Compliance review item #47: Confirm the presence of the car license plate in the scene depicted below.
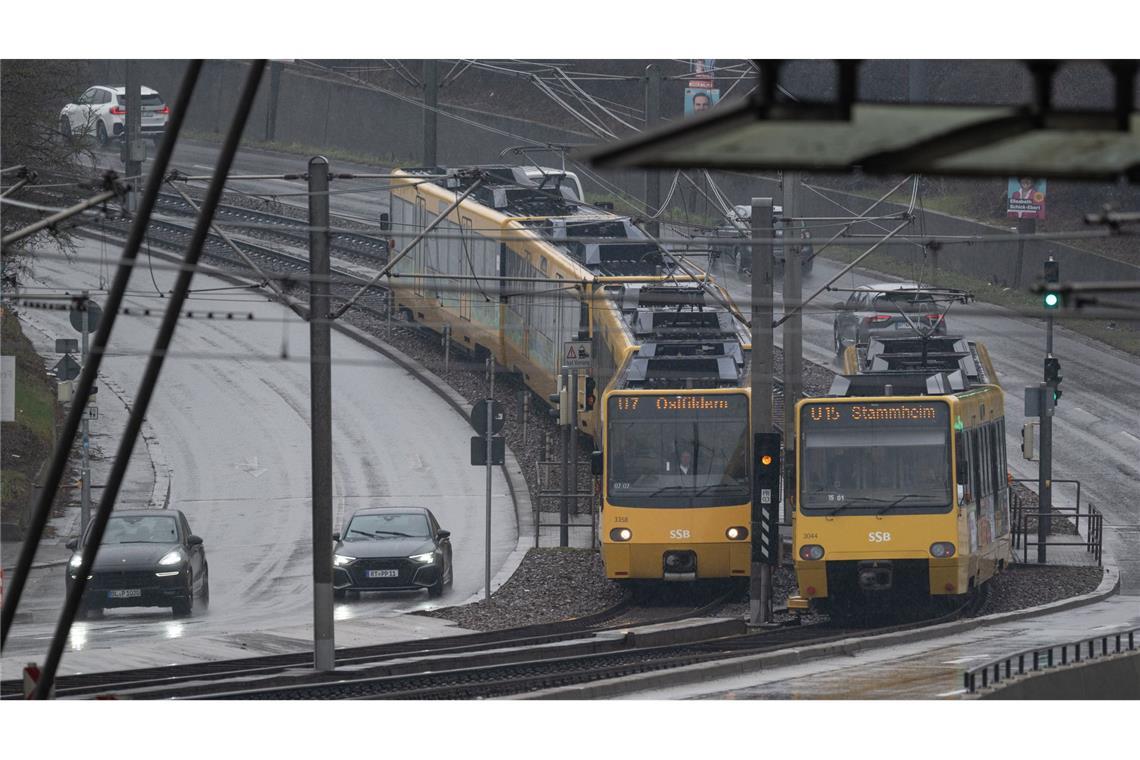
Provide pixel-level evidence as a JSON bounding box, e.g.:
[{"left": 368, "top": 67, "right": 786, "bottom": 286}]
[
  {"left": 366, "top": 569, "right": 398, "bottom": 578},
  {"left": 108, "top": 589, "right": 142, "bottom": 599}
]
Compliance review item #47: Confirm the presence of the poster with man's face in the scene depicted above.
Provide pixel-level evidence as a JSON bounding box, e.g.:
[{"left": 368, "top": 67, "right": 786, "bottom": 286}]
[
  {"left": 685, "top": 88, "right": 720, "bottom": 116},
  {"left": 1007, "top": 177, "right": 1047, "bottom": 220}
]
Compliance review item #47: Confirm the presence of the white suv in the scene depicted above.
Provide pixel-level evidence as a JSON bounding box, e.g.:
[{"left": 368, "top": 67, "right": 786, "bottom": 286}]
[{"left": 60, "top": 85, "right": 169, "bottom": 146}]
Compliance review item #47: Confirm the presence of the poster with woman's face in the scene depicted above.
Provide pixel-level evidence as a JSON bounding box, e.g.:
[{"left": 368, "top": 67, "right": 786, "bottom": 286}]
[{"left": 1007, "top": 177, "right": 1047, "bottom": 220}]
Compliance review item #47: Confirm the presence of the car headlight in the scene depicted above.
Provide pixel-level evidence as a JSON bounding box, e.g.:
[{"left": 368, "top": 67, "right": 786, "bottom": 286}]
[
  {"left": 69, "top": 554, "right": 84, "bottom": 569},
  {"left": 409, "top": 552, "right": 435, "bottom": 564},
  {"left": 158, "top": 550, "right": 185, "bottom": 566},
  {"left": 333, "top": 554, "right": 356, "bottom": 567}
]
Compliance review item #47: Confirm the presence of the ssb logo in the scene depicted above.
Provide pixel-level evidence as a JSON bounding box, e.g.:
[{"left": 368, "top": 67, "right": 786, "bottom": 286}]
[
  {"left": 868, "top": 531, "right": 892, "bottom": 543},
  {"left": 670, "top": 529, "right": 692, "bottom": 539}
]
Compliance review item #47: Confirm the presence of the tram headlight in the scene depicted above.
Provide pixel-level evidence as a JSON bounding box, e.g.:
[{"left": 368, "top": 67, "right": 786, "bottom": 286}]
[
  {"left": 930, "top": 542, "right": 956, "bottom": 558},
  {"left": 799, "top": 544, "right": 825, "bottom": 561},
  {"left": 726, "top": 526, "right": 749, "bottom": 540},
  {"left": 609, "top": 528, "right": 632, "bottom": 542}
]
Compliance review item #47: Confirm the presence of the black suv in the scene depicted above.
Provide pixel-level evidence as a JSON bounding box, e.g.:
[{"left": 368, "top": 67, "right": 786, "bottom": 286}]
[{"left": 66, "top": 509, "right": 208, "bottom": 618}]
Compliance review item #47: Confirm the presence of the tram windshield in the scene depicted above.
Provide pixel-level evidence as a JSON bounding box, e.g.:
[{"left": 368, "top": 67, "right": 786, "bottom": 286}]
[
  {"left": 799, "top": 401, "right": 952, "bottom": 515},
  {"left": 606, "top": 393, "right": 749, "bottom": 508}
]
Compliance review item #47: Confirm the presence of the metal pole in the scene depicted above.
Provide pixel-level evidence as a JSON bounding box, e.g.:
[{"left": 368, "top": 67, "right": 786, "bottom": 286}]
[
  {"left": 644, "top": 64, "right": 661, "bottom": 237},
  {"left": 560, "top": 368, "right": 570, "bottom": 547},
  {"left": 308, "top": 156, "right": 336, "bottom": 672},
  {"left": 749, "top": 197, "right": 774, "bottom": 626},
  {"left": 782, "top": 173, "right": 802, "bottom": 529},
  {"left": 1, "top": 60, "right": 203, "bottom": 649},
  {"left": 1014, "top": 218, "right": 1034, "bottom": 288},
  {"left": 80, "top": 292, "right": 91, "bottom": 537},
  {"left": 123, "top": 62, "right": 142, "bottom": 214},
  {"left": 32, "top": 61, "right": 265, "bottom": 698},
  {"left": 265, "top": 61, "right": 283, "bottom": 142},
  {"left": 484, "top": 398, "right": 493, "bottom": 603},
  {"left": 423, "top": 60, "right": 438, "bottom": 166},
  {"left": 570, "top": 371, "right": 579, "bottom": 515},
  {"left": 443, "top": 324, "right": 450, "bottom": 373},
  {"left": 522, "top": 391, "right": 529, "bottom": 448}
]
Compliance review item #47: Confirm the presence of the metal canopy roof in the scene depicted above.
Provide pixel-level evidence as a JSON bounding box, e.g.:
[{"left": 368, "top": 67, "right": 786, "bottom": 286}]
[{"left": 586, "top": 62, "right": 1140, "bottom": 182}]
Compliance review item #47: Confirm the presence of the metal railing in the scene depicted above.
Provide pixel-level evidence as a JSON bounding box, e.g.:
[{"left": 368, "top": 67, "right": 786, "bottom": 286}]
[
  {"left": 964, "top": 627, "right": 1137, "bottom": 694},
  {"left": 1009, "top": 478, "right": 1103, "bottom": 566},
  {"left": 533, "top": 460, "right": 597, "bottom": 548}
]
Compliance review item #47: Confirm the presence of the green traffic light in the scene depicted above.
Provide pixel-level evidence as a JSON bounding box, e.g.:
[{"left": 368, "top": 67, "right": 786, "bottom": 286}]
[{"left": 1044, "top": 291, "right": 1060, "bottom": 309}]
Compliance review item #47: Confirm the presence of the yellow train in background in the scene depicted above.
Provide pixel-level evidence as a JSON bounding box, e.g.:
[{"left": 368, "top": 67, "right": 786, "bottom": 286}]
[{"left": 386, "top": 166, "right": 754, "bottom": 586}]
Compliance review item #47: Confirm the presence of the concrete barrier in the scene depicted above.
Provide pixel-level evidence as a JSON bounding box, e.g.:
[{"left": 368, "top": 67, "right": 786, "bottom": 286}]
[{"left": 978, "top": 651, "right": 1140, "bottom": 699}]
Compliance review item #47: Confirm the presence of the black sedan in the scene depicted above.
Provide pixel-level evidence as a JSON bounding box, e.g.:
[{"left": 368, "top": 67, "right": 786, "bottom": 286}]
[
  {"left": 66, "top": 509, "right": 208, "bottom": 618},
  {"left": 333, "top": 507, "right": 453, "bottom": 599}
]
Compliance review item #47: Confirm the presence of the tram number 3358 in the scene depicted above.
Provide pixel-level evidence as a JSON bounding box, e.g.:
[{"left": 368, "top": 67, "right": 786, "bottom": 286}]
[{"left": 868, "top": 531, "right": 893, "bottom": 543}]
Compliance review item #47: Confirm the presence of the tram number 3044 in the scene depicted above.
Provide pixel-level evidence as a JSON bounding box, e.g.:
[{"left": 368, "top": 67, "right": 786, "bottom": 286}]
[{"left": 868, "top": 531, "right": 893, "bottom": 543}]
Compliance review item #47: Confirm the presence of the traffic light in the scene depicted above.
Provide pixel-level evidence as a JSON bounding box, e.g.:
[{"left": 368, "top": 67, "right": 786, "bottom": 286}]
[
  {"left": 1043, "top": 259, "right": 1061, "bottom": 309},
  {"left": 583, "top": 377, "right": 596, "bottom": 412},
  {"left": 1044, "top": 357, "right": 1063, "bottom": 405},
  {"left": 752, "top": 432, "right": 782, "bottom": 566},
  {"left": 548, "top": 378, "right": 570, "bottom": 425}
]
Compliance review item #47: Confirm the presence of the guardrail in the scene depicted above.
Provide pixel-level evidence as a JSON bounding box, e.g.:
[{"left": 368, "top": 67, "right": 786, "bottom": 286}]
[
  {"left": 964, "top": 627, "right": 1137, "bottom": 694},
  {"left": 1009, "top": 478, "right": 1103, "bottom": 565},
  {"left": 534, "top": 460, "right": 597, "bottom": 548}
]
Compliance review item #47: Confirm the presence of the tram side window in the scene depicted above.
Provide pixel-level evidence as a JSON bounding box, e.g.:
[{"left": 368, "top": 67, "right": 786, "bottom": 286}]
[
  {"left": 987, "top": 425, "right": 1001, "bottom": 495},
  {"left": 955, "top": 431, "right": 969, "bottom": 498},
  {"left": 969, "top": 429, "right": 983, "bottom": 507},
  {"left": 982, "top": 425, "right": 994, "bottom": 498}
]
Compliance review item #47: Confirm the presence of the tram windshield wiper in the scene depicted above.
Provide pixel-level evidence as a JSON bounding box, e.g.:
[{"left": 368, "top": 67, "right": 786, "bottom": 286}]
[
  {"left": 693, "top": 483, "right": 747, "bottom": 497},
  {"left": 875, "top": 493, "right": 936, "bottom": 515},
  {"left": 646, "top": 485, "right": 687, "bottom": 498}
]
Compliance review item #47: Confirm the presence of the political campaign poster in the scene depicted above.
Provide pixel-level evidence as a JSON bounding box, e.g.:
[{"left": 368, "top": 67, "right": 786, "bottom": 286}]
[
  {"left": 1007, "top": 177, "right": 1047, "bottom": 220},
  {"left": 685, "top": 88, "right": 720, "bottom": 116}
]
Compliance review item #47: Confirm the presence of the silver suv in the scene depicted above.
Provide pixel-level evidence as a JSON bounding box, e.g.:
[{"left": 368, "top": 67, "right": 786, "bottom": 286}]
[{"left": 832, "top": 283, "right": 955, "bottom": 355}]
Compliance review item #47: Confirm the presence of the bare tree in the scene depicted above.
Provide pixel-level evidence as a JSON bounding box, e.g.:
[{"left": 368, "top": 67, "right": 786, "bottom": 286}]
[{"left": 2, "top": 60, "right": 100, "bottom": 285}]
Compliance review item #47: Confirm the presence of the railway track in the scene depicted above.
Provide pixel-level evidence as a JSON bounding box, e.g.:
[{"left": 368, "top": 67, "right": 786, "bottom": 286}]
[
  {"left": 0, "top": 588, "right": 735, "bottom": 700},
  {"left": 0, "top": 586, "right": 982, "bottom": 700}
]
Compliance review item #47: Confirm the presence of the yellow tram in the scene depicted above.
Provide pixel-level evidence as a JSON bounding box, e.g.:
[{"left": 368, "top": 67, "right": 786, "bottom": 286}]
[
  {"left": 385, "top": 166, "right": 754, "bottom": 585},
  {"left": 790, "top": 352, "right": 1012, "bottom": 613}
]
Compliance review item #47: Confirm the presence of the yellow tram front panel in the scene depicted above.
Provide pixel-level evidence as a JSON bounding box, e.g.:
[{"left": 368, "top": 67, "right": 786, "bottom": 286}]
[
  {"left": 601, "top": 504, "right": 752, "bottom": 579},
  {"left": 602, "top": 389, "right": 751, "bottom": 581},
  {"left": 794, "top": 512, "right": 966, "bottom": 598}
]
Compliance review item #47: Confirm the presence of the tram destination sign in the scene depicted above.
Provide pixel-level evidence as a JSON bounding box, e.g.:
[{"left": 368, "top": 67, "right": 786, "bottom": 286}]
[
  {"left": 609, "top": 393, "right": 747, "bottom": 419},
  {"left": 801, "top": 400, "right": 949, "bottom": 427}
]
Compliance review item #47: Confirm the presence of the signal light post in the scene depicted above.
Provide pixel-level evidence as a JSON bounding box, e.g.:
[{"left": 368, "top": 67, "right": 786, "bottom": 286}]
[
  {"left": 749, "top": 197, "right": 775, "bottom": 625},
  {"left": 1038, "top": 258, "right": 1060, "bottom": 560}
]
